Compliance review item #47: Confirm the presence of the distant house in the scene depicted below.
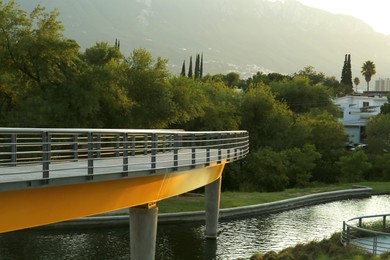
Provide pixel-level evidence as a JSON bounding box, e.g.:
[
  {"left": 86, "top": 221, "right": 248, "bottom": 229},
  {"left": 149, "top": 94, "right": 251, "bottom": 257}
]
[
  {"left": 334, "top": 93, "right": 388, "bottom": 144},
  {"left": 375, "top": 78, "right": 390, "bottom": 91}
]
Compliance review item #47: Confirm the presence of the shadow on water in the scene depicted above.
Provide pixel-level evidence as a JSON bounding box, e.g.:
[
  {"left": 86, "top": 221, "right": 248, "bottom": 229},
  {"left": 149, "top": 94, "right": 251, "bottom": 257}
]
[{"left": 0, "top": 195, "right": 389, "bottom": 259}]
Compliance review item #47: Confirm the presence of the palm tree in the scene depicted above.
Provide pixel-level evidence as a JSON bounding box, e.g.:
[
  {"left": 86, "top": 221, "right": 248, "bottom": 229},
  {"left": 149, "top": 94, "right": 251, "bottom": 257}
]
[
  {"left": 353, "top": 77, "right": 360, "bottom": 92},
  {"left": 361, "top": 61, "right": 376, "bottom": 92}
]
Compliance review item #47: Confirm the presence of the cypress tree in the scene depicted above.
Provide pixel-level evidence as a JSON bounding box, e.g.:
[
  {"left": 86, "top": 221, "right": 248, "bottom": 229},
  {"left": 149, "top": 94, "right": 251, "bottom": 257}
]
[
  {"left": 346, "top": 54, "right": 353, "bottom": 87},
  {"left": 341, "top": 54, "right": 347, "bottom": 85},
  {"left": 341, "top": 54, "right": 353, "bottom": 93},
  {"left": 188, "top": 56, "right": 193, "bottom": 78},
  {"left": 114, "top": 38, "right": 121, "bottom": 50},
  {"left": 195, "top": 54, "right": 200, "bottom": 79},
  {"left": 200, "top": 53, "right": 203, "bottom": 79},
  {"left": 180, "top": 60, "right": 186, "bottom": 77}
]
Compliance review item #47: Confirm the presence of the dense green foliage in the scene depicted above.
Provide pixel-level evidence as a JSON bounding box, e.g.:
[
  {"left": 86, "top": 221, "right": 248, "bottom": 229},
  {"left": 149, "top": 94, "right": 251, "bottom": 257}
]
[
  {"left": 249, "top": 233, "right": 387, "bottom": 260},
  {"left": 1, "top": 1, "right": 389, "bottom": 192}
]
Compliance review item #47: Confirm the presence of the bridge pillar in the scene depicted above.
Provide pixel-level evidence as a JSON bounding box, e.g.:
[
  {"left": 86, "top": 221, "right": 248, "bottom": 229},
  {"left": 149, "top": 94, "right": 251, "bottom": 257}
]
[
  {"left": 205, "top": 177, "right": 221, "bottom": 239},
  {"left": 129, "top": 203, "right": 158, "bottom": 260}
]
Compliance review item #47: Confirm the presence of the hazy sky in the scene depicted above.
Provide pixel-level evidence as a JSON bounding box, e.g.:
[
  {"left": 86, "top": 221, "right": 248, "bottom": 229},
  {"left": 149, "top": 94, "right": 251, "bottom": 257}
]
[{"left": 296, "top": 0, "right": 390, "bottom": 35}]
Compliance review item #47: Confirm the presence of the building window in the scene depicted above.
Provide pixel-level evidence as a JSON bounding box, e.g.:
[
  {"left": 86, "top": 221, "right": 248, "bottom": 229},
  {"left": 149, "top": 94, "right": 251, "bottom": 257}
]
[{"left": 362, "top": 102, "right": 369, "bottom": 112}]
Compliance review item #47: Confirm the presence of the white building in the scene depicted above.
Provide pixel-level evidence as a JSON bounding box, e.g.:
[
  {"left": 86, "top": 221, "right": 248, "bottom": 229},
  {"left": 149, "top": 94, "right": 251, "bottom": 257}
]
[
  {"left": 375, "top": 78, "right": 390, "bottom": 92},
  {"left": 334, "top": 94, "right": 388, "bottom": 144}
]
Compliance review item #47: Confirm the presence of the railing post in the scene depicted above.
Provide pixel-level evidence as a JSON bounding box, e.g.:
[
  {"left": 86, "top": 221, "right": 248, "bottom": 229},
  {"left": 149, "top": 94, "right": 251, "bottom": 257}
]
[
  {"left": 234, "top": 133, "right": 238, "bottom": 160},
  {"left": 131, "top": 135, "right": 136, "bottom": 156},
  {"left": 151, "top": 133, "right": 157, "bottom": 173},
  {"left": 206, "top": 134, "right": 210, "bottom": 166},
  {"left": 373, "top": 235, "right": 378, "bottom": 256},
  {"left": 227, "top": 133, "right": 231, "bottom": 161},
  {"left": 162, "top": 134, "right": 166, "bottom": 153},
  {"left": 383, "top": 215, "right": 387, "bottom": 232},
  {"left": 123, "top": 133, "right": 128, "bottom": 177},
  {"left": 174, "top": 134, "right": 179, "bottom": 169},
  {"left": 87, "top": 132, "right": 94, "bottom": 178},
  {"left": 358, "top": 218, "right": 362, "bottom": 228},
  {"left": 346, "top": 225, "right": 350, "bottom": 246},
  {"left": 240, "top": 132, "right": 244, "bottom": 158},
  {"left": 191, "top": 134, "right": 196, "bottom": 168},
  {"left": 72, "top": 135, "right": 78, "bottom": 162},
  {"left": 96, "top": 134, "right": 101, "bottom": 158},
  {"left": 115, "top": 134, "right": 120, "bottom": 157},
  {"left": 144, "top": 134, "right": 148, "bottom": 155},
  {"left": 11, "top": 134, "right": 17, "bottom": 166},
  {"left": 42, "top": 131, "right": 50, "bottom": 183},
  {"left": 218, "top": 133, "right": 222, "bottom": 163}
]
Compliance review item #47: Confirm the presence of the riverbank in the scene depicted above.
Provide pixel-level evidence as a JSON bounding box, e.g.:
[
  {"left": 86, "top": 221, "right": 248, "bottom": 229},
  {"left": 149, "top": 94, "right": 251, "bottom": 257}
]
[{"left": 42, "top": 185, "right": 373, "bottom": 229}]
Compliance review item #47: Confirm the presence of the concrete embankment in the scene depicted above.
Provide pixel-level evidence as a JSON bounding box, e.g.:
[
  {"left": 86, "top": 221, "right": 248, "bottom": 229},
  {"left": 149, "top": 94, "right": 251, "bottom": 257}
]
[{"left": 43, "top": 186, "right": 372, "bottom": 229}]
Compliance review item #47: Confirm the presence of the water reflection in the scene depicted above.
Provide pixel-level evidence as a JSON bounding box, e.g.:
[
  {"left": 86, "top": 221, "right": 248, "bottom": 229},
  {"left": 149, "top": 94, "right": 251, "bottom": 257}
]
[{"left": 0, "top": 195, "right": 389, "bottom": 259}]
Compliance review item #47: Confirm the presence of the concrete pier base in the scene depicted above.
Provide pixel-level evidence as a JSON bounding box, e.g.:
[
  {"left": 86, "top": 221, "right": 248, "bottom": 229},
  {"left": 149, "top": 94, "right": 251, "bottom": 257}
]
[
  {"left": 205, "top": 177, "right": 222, "bottom": 239},
  {"left": 129, "top": 203, "right": 158, "bottom": 260}
]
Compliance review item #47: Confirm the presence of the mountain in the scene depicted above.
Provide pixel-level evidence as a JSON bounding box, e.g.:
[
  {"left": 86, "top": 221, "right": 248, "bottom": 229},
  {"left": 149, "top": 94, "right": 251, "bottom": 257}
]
[{"left": 13, "top": 0, "right": 390, "bottom": 79}]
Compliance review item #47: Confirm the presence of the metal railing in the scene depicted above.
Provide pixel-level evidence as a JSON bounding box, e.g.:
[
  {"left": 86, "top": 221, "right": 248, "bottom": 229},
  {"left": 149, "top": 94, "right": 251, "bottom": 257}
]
[
  {"left": 342, "top": 214, "right": 390, "bottom": 256},
  {"left": 0, "top": 128, "right": 249, "bottom": 191}
]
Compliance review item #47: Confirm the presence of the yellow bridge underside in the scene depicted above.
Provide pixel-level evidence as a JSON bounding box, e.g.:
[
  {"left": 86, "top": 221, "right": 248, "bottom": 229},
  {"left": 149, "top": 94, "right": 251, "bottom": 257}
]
[{"left": 0, "top": 162, "right": 225, "bottom": 233}]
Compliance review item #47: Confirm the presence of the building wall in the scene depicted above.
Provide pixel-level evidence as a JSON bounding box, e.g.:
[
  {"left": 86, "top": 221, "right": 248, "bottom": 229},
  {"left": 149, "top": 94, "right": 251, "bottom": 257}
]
[
  {"left": 375, "top": 78, "right": 390, "bottom": 91},
  {"left": 334, "top": 95, "right": 388, "bottom": 144},
  {"left": 345, "top": 126, "right": 361, "bottom": 144}
]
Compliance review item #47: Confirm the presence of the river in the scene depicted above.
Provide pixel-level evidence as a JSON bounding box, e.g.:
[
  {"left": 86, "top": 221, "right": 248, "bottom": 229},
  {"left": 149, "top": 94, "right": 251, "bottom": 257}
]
[{"left": 0, "top": 195, "right": 389, "bottom": 259}]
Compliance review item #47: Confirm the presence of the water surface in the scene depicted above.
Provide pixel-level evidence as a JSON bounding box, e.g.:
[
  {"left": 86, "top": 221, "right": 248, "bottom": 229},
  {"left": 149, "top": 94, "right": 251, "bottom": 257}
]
[{"left": 0, "top": 195, "right": 389, "bottom": 259}]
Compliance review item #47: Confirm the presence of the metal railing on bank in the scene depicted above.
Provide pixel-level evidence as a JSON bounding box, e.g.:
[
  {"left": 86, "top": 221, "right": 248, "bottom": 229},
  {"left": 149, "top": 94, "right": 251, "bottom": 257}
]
[
  {"left": 0, "top": 128, "right": 249, "bottom": 191},
  {"left": 342, "top": 214, "right": 390, "bottom": 256}
]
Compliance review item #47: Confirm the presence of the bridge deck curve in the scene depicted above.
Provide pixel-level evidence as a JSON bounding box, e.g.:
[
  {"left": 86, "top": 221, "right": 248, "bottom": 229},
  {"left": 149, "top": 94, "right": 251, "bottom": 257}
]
[{"left": 0, "top": 128, "right": 249, "bottom": 233}]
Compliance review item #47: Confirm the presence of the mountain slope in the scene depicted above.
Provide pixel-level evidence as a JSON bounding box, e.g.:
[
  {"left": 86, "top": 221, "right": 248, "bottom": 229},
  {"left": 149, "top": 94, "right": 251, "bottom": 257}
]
[{"left": 14, "top": 0, "right": 390, "bottom": 78}]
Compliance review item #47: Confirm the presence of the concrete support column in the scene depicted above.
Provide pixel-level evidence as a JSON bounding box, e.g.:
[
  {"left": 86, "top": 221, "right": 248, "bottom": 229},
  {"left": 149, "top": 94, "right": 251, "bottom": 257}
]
[
  {"left": 129, "top": 203, "right": 158, "bottom": 260},
  {"left": 205, "top": 177, "right": 222, "bottom": 239}
]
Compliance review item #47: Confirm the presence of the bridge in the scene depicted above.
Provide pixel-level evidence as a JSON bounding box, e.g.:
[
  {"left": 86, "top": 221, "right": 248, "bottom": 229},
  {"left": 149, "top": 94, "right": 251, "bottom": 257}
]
[{"left": 0, "top": 128, "right": 249, "bottom": 259}]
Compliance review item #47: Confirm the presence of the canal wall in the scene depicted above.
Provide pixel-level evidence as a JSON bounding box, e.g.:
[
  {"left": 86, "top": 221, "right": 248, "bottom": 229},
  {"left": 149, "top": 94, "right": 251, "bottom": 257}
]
[{"left": 42, "top": 186, "right": 372, "bottom": 229}]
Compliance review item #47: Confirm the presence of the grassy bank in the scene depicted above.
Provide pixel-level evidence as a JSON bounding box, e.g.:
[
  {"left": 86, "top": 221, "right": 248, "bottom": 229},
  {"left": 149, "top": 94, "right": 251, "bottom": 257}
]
[
  {"left": 249, "top": 232, "right": 390, "bottom": 260},
  {"left": 157, "top": 182, "right": 390, "bottom": 213}
]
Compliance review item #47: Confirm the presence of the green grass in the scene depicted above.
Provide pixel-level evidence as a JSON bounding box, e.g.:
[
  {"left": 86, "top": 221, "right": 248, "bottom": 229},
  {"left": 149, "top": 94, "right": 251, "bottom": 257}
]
[
  {"left": 157, "top": 182, "right": 390, "bottom": 214},
  {"left": 249, "top": 232, "right": 387, "bottom": 260}
]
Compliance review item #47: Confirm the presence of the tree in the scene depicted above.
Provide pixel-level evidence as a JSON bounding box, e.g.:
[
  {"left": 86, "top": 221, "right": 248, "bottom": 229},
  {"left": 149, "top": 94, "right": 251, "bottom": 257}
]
[
  {"left": 283, "top": 144, "right": 321, "bottom": 187},
  {"left": 179, "top": 80, "right": 241, "bottom": 131},
  {"left": 371, "top": 153, "right": 390, "bottom": 181},
  {"left": 224, "top": 72, "right": 240, "bottom": 87},
  {"left": 353, "top": 77, "right": 360, "bottom": 92},
  {"left": 180, "top": 60, "right": 186, "bottom": 77},
  {"left": 340, "top": 54, "right": 353, "bottom": 93},
  {"left": 200, "top": 53, "right": 203, "bottom": 78},
  {"left": 270, "top": 76, "right": 337, "bottom": 115},
  {"left": 295, "top": 66, "right": 325, "bottom": 85},
  {"left": 361, "top": 60, "right": 376, "bottom": 91},
  {"left": 194, "top": 54, "right": 200, "bottom": 79},
  {"left": 124, "top": 48, "right": 174, "bottom": 128},
  {"left": 365, "top": 113, "right": 390, "bottom": 155},
  {"left": 168, "top": 76, "right": 207, "bottom": 126},
  {"left": 83, "top": 41, "right": 122, "bottom": 66},
  {"left": 380, "top": 95, "right": 390, "bottom": 114},
  {"left": 240, "top": 86, "right": 293, "bottom": 150},
  {"left": 0, "top": 2, "right": 81, "bottom": 90},
  {"left": 337, "top": 150, "right": 371, "bottom": 182},
  {"left": 242, "top": 147, "right": 288, "bottom": 192},
  {"left": 188, "top": 56, "right": 193, "bottom": 78},
  {"left": 308, "top": 112, "right": 347, "bottom": 183}
]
